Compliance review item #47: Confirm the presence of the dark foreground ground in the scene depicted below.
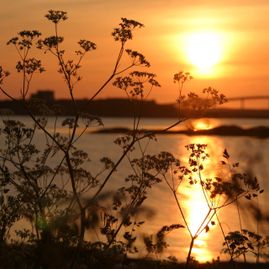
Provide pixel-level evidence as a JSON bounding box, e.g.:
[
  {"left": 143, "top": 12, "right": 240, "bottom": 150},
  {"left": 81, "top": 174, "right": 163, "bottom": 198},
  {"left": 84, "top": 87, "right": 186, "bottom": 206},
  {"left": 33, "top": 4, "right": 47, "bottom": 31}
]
[
  {"left": 1, "top": 244, "right": 268, "bottom": 269},
  {"left": 129, "top": 260, "right": 269, "bottom": 269}
]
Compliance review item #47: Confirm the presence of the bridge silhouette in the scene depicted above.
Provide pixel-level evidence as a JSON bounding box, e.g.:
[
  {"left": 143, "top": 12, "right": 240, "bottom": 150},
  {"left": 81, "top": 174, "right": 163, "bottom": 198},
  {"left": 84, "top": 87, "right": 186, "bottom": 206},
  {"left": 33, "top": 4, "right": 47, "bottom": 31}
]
[{"left": 227, "top": 95, "right": 269, "bottom": 109}]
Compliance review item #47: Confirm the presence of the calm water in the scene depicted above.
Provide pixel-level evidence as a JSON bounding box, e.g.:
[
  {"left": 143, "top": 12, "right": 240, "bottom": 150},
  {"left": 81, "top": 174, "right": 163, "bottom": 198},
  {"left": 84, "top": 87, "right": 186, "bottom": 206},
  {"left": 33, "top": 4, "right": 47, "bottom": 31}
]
[{"left": 1, "top": 116, "right": 269, "bottom": 262}]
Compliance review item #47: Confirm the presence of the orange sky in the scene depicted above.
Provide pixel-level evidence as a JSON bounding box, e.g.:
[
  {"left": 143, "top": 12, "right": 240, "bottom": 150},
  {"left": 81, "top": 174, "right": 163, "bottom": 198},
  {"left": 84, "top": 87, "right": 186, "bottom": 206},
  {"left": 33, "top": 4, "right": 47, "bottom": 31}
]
[{"left": 1, "top": 0, "right": 269, "bottom": 107}]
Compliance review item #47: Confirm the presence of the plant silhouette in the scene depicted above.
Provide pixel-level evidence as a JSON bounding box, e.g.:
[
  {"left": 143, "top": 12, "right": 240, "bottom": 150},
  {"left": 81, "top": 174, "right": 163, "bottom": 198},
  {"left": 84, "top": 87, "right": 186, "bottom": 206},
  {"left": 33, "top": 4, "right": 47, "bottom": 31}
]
[{"left": 0, "top": 9, "right": 267, "bottom": 269}]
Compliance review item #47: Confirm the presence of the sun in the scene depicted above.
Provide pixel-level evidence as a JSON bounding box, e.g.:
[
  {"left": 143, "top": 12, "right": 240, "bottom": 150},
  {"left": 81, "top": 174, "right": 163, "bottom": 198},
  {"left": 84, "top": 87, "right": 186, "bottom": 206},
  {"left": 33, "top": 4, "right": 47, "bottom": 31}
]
[{"left": 184, "top": 31, "right": 223, "bottom": 74}]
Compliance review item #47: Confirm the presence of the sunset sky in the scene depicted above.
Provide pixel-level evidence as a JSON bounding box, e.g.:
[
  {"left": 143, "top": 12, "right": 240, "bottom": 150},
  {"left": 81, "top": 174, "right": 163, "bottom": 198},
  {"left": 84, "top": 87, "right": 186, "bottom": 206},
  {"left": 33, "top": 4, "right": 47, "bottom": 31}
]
[{"left": 1, "top": 0, "right": 269, "bottom": 107}]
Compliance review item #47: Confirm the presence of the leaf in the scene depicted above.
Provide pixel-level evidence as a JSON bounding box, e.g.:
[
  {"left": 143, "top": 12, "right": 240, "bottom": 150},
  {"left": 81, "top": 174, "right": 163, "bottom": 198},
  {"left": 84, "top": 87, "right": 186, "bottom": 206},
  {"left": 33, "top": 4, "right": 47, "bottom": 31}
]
[
  {"left": 81, "top": 113, "right": 103, "bottom": 127},
  {"left": 223, "top": 149, "right": 230, "bottom": 159},
  {"left": 215, "top": 177, "right": 222, "bottom": 182},
  {"left": 247, "top": 243, "right": 254, "bottom": 250}
]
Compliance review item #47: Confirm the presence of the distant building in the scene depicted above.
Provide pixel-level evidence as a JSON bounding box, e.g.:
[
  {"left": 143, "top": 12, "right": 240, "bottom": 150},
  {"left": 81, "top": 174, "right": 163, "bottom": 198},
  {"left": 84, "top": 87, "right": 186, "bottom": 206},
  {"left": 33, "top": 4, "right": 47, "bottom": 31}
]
[{"left": 30, "top": 90, "right": 55, "bottom": 103}]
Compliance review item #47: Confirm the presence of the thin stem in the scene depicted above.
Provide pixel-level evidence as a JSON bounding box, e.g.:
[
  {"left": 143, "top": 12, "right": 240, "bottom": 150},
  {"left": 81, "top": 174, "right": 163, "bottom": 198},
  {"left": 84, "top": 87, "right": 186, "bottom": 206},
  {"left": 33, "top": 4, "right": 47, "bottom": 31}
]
[
  {"left": 92, "top": 118, "right": 186, "bottom": 201},
  {"left": 87, "top": 44, "right": 125, "bottom": 103},
  {"left": 172, "top": 190, "right": 192, "bottom": 238},
  {"left": 185, "top": 237, "right": 195, "bottom": 269},
  {"left": 216, "top": 212, "right": 233, "bottom": 261},
  {"left": 92, "top": 136, "right": 136, "bottom": 200}
]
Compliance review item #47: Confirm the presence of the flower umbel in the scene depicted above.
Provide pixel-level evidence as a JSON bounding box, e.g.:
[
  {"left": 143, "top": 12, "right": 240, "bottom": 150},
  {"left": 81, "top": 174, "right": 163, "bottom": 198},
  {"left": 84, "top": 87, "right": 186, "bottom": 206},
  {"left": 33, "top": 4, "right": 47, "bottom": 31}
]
[{"left": 45, "top": 10, "right": 68, "bottom": 24}]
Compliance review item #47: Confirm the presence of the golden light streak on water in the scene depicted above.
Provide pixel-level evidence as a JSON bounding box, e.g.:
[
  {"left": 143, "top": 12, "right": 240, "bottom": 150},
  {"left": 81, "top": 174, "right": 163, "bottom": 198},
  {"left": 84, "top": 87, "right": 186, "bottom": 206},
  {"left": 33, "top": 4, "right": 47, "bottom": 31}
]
[
  {"left": 182, "top": 183, "right": 209, "bottom": 235},
  {"left": 182, "top": 184, "right": 214, "bottom": 262},
  {"left": 191, "top": 240, "right": 213, "bottom": 263},
  {"left": 178, "top": 135, "right": 225, "bottom": 262}
]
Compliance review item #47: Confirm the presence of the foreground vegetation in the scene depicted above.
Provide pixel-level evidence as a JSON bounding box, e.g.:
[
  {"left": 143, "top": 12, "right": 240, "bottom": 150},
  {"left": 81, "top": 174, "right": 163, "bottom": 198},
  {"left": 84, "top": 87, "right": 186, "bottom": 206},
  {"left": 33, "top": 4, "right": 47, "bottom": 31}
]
[
  {"left": 0, "top": 10, "right": 268, "bottom": 268},
  {"left": 1, "top": 243, "right": 269, "bottom": 269}
]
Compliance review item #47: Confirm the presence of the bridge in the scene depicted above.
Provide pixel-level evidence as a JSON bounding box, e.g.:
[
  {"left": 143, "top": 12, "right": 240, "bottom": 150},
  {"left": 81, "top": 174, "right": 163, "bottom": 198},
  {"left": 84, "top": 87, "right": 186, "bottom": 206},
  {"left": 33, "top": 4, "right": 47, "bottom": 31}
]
[{"left": 227, "top": 95, "right": 269, "bottom": 109}]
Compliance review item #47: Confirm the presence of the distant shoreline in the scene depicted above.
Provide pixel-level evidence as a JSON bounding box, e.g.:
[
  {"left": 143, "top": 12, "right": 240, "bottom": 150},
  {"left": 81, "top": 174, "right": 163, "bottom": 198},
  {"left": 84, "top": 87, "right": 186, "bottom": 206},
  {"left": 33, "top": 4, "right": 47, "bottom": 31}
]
[
  {"left": 92, "top": 125, "right": 269, "bottom": 138},
  {"left": 1, "top": 98, "right": 269, "bottom": 118}
]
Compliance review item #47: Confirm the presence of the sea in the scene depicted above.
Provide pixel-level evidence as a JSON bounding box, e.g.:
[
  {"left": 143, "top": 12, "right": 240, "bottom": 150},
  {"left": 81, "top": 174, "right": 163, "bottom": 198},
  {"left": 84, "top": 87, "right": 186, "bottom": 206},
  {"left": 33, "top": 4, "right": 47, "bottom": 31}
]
[{"left": 1, "top": 116, "right": 269, "bottom": 262}]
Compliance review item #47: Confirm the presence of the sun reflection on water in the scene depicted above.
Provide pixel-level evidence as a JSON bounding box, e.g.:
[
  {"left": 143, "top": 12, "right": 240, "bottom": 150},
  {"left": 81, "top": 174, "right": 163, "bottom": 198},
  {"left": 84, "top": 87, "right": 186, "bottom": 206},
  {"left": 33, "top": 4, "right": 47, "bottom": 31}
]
[
  {"left": 192, "top": 242, "right": 212, "bottom": 263},
  {"left": 185, "top": 118, "right": 219, "bottom": 132},
  {"left": 183, "top": 183, "right": 209, "bottom": 235},
  {"left": 179, "top": 135, "right": 225, "bottom": 262},
  {"left": 182, "top": 184, "right": 213, "bottom": 261}
]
